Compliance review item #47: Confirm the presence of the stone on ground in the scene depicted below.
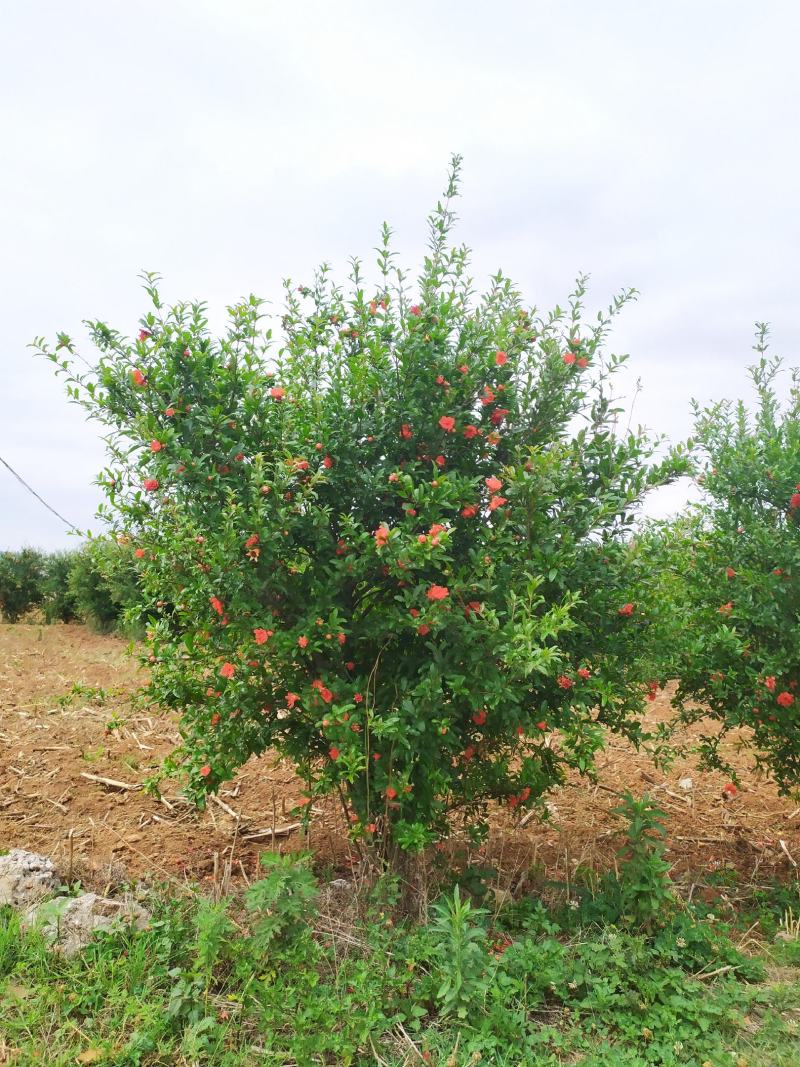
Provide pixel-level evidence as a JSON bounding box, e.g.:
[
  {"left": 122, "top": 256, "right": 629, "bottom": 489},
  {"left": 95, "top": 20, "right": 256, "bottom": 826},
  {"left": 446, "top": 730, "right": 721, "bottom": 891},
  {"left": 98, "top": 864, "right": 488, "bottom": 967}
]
[
  {"left": 0, "top": 849, "right": 60, "bottom": 908},
  {"left": 25, "top": 892, "right": 151, "bottom": 956}
]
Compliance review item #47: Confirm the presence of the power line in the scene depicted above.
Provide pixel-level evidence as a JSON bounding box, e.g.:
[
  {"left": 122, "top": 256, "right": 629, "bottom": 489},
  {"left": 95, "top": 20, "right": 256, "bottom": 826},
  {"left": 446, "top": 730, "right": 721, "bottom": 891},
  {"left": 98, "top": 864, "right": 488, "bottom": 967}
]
[{"left": 0, "top": 454, "right": 80, "bottom": 532}]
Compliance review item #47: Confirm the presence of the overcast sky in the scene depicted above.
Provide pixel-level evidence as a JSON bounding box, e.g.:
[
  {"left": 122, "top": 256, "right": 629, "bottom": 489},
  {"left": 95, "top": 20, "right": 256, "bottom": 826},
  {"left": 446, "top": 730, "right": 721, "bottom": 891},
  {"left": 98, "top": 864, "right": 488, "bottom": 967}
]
[{"left": 2, "top": 0, "right": 798, "bottom": 550}]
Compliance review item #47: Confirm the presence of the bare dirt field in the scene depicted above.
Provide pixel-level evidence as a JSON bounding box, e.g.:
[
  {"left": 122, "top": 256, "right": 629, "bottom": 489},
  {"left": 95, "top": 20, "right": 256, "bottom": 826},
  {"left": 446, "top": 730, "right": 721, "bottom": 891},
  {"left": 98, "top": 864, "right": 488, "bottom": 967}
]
[{"left": 2, "top": 623, "right": 799, "bottom": 896}]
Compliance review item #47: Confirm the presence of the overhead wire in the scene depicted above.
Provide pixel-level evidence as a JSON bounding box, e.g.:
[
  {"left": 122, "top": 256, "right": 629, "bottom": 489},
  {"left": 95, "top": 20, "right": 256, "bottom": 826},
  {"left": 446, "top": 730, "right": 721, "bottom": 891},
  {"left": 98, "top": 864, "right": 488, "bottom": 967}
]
[{"left": 0, "top": 453, "right": 79, "bottom": 532}]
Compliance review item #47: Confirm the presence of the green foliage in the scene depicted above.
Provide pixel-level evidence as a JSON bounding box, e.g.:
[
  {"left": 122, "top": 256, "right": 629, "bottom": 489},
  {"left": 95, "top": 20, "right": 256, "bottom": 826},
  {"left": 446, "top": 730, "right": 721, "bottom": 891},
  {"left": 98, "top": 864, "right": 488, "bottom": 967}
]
[
  {"left": 38, "top": 157, "right": 690, "bottom": 850},
  {"left": 40, "top": 550, "right": 79, "bottom": 622},
  {"left": 67, "top": 541, "right": 142, "bottom": 635},
  {"left": 0, "top": 543, "right": 143, "bottom": 633},
  {"left": 428, "top": 884, "right": 491, "bottom": 1018},
  {"left": 668, "top": 339, "right": 800, "bottom": 790},
  {"left": 1, "top": 856, "right": 797, "bottom": 1066},
  {"left": 604, "top": 792, "right": 674, "bottom": 929},
  {"left": 0, "top": 547, "right": 45, "bottom": 621},
  {"left": 244, "top": 850, "right": 319, "bottom": 951}
]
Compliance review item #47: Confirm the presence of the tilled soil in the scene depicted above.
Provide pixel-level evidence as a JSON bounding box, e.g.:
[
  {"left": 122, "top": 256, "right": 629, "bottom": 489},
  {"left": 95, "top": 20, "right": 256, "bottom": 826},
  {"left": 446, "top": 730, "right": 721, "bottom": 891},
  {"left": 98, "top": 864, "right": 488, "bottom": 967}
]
[{"left": 2, "top": 623, "right": 799, "bottom": 894}]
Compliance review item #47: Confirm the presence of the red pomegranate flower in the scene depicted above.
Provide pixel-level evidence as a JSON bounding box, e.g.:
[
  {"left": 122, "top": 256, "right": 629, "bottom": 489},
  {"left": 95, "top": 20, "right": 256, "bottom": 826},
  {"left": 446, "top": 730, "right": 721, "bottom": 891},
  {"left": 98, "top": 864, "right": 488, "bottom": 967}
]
[
  {"left": 329, "top": 747, "right": 340, "bottom": 760},
  {"left": 472, "top": 709, "right": 487, "bottom": 725},
  {"left": 557, "top": 675, "right": 574, "bottom": 689},
  {"left": 401, "top": 423, "right": 413, "bottom": 440},
  {"left": 134, "top": 548, "right": 145, "bottom": 559},
  {"left": 286, "top": 692, "right": 300, "bottom": 708},
  {"left": 298, "top": 635, "right": 309, "bottom": 649},
  {"left": 495, "top": 350, "right": 508, "bottom": 366},
  {"left": 790, "top": 492, "right": 800, "bottom": 509},
  {"left": 563, "top": 352, "right": 577, "bottom": 365},
  {"left": 764, "top": 676, "right": 776, "bottom": 691},
  {"left": 488, "top": 495, "right": 507, "bottom": 511},
  {"left": 385, "top": 786, "right": 398, "bottom": 799},
  {"left": 143, "top": 478, "right": 159, "bottom": 492},
  {"left": 427, "top": 585, "right": 449, "bottom": 601},
  {"left": 461, "top": 504, "right": 477, "bottom": 518},
  {"left": 199, "top": 764, "right": 211, "bottom": 778},
  {"left": 323, "top": 456, "right": 334, "bottom": 469},
  {"left": 777, "top": 691, "right": 795, "bottom": 708},
  {"left": 210, "top": 596, "right": 224, "bottom": 616},
  {"left": 150, "top": 440, "right": 163, "bottom": 452},
  {"left": 253, "top": 628, "right": 272, "bottom": 645},
  {"left": 577, "top": 667, "right": 591, "bottom": 680},
  {"left": 463, "top": 425, "right": 479, "bottom": 439},
  {"left": 417, "top": 624, "right": 430, "bottom": 636},
  {"left": 374, "top": 525, "right": 390, "bottom": 548},
  {"left": 220, "top": 662, "right": 235, "bottom": 679},
  {"left": 270, "top": 386, "right": 285, "bottom": 400},
  {"left": 439, "top": 415, "right": 456, "bottom": 433},
  {"left": 485, "top": 476, "right": 503, "bottom": 492},
  {"left": 409, "top": 305, "right": 421, "bottom": 316},
  {"left": 726, "top": 567, "right": 736, "bottom": 578},
  {"left": 618, "top": 603, "right": 635, "bottom": 617}
]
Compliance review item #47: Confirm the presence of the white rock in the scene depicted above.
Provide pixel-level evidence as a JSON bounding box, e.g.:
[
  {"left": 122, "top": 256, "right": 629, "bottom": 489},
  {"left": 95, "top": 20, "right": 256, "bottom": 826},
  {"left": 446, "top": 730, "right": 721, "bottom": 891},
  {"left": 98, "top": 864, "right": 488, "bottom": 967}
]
[
  {"left": 328, "top": 878, "right": 352, "bottom": 892},
  {"left": 678, "top": 777, "right": 694, "bottom": 792},
  {"left": 25, "top": 892, "right": 150, "bottom": 956},
  {"left": 0, "top": 849, "right": 60, "bottom": 908}
]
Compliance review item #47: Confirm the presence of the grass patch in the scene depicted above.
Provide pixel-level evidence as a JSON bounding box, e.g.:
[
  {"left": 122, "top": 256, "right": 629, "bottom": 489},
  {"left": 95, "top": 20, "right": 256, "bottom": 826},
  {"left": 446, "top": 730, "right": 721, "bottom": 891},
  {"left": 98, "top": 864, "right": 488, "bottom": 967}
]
[
  {"left": 2, "top": 862, "right": 800, "bottom": 1065},
  {"left": 2, "top": 800, "right": 800, "bottom": 1064}
]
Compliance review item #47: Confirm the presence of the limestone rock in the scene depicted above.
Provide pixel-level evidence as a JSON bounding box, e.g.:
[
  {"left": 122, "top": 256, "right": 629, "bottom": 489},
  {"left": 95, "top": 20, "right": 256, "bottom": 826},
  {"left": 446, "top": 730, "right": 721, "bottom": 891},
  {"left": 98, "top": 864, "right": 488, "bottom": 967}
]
[
  {"left": 0, "top": 849, "right": 59, "bottom": 909},
  {"left": 26, "top": 892, "right": 150, "bottom": 956}
]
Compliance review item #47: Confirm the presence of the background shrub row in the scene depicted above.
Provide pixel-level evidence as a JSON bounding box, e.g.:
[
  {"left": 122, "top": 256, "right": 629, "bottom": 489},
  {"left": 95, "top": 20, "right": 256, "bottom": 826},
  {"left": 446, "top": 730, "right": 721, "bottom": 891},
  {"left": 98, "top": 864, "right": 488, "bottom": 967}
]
[{"left": 0, "top": 542, "right": 142, "bottom": 633}]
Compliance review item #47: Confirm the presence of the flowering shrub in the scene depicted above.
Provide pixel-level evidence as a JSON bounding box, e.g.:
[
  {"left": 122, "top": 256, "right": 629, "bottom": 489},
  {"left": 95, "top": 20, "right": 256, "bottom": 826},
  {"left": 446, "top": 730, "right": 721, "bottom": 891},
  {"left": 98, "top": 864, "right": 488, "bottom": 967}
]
[
  {"left": 38, "top": 158, "right": 687, "bottom": 852},
  {"left": 670, "top": 338, "right": 800, "bottom": 789}
]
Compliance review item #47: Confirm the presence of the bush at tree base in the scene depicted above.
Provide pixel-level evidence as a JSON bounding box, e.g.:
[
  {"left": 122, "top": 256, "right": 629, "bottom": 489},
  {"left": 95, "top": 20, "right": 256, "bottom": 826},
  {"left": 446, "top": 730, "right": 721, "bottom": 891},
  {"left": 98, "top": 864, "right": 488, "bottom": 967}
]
[
  {"left": 666, "top": 337, "right": 800, "bottom": 790},
  {"left": 37, "top": 157, "right": 690, "bottom": 855}
]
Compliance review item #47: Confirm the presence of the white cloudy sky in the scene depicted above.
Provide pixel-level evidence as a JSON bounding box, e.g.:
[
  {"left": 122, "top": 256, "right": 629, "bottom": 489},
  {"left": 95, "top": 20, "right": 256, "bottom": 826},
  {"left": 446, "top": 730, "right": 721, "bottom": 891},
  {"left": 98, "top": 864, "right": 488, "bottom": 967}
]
[{"left": 2, "top": 0, "right": 799, "bottom": 550}]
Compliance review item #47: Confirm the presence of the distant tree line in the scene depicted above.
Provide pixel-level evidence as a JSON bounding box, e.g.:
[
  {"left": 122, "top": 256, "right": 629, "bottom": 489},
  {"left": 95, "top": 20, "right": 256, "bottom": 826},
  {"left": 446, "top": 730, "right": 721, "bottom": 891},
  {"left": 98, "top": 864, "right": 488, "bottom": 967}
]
[{"left": 0, "top": 542, "right": 144, "bottom": 635}]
